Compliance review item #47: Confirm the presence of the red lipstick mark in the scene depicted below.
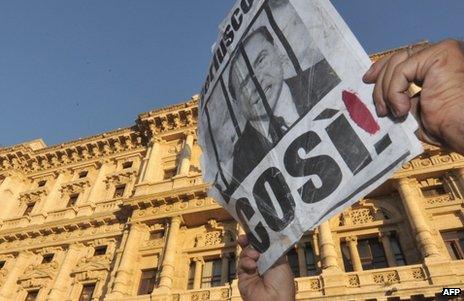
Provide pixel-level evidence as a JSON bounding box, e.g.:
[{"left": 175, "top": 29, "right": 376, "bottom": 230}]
[{"left": 342, "top": 90, "right": 380, "bottom": 135}]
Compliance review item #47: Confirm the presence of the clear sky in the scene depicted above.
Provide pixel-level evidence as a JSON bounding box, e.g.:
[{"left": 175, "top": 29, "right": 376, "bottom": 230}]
[{"left": 1, "top": 0, "right": 463, "bottom": 147}]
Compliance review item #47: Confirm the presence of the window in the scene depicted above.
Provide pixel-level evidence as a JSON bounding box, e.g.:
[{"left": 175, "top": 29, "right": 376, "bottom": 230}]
[
  {"left": 67, "top": 194, "right": 79, "bottom": 207},
  {"left": 79, "top": 283, "right": 95, "bottom": 301},
  {"left": 37, "top": 180, "right": 47, "bottom": 187},
  {"left": 421, "top": 185, "right": 447, "bottom": 198},
  {"left": 23, "top": 203, "right": 36, "bottom": 216},
  {"left": 441, "top": 230, "right": 464, "bottom": 260},
  {"left": 78, "top": 171, "right": 88, "bottom": 178},
  {"left": 25, "top": 290, "right": 39, "bottom": 301},
  {"left": 149, "top": 231, "right": 164, "bottom": 240},
  {"left": 357, "top": 237, "right": 388, "bottom": 270},
  {"left": 0, "top": 261, "right": 5, "bottom": 269},
  {"left": 113, "top": 184, "right": 126, "bottom": 198},
  {"left": 187, "top": 262, "right": 195, "bottom": 289},
  {"left": 340, "top": 242, "right": 353, "bottom": 272},
  {"left": 287, "top": 247, "right": 299, "bottom": 277},
  {"left": 390, "top": 233, "right": 406, "bottom": 266},
  {"left": 93, "top": 246, "right": 107, "bottom": 256},
  {"left": 137, "top": 268, "right": 157, "bottom": 295},
  {"left": 42, "top": 254, "right": 54, "bottom": 264},
  {"left": 304, "top": 242, "right": 317, "bottom": 275},
  {"left": 201, "top": 258, "right": 221, "bottom": 288},
  {"left": 163, "top": 168, "right": 176, "bottom": 180},
  {"left": 122, "top": 161, "right": 133, "bottom": 169}
]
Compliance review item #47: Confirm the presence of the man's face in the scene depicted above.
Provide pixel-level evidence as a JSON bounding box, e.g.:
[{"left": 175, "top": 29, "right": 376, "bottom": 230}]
[{"left": 230, "top": 31, "right": 284, "bottom": 122}]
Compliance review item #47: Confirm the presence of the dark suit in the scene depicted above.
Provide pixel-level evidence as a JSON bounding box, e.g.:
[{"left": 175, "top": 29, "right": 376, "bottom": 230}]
[{"left": 228, "top": 58, "right": 340, "bottom": 193}]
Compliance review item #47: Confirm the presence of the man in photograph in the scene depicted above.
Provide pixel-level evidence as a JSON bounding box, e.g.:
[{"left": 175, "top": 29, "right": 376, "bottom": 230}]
[{"left": 228, "top": 25, "right": 339, "bottom": 185}]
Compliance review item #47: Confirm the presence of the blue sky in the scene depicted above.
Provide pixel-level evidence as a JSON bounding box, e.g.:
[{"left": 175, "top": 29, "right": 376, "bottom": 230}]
[{"left": 1, "top": 0, "right": 463, "bottom": 147}]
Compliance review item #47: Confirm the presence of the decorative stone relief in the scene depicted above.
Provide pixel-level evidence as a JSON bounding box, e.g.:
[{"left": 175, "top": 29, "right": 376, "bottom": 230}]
[
  {"left": 347, "top": 275, "right": 360, "bottom": 287},
  {"left": 192, "top": 290, "right": 210, "bottom": 301},
  {"left": 411, "top": 267, "right": 426, "bottom": 280},
  {"left": 373, "top": 271, "right": 400, "bottom": 285},
  {"left": 309, "top": 279, "right": 321, "bottom": 290}
]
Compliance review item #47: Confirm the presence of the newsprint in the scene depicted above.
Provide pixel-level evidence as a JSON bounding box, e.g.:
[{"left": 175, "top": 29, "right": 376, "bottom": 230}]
[{"left": 198, "top": 0, "right": 422, "bottom": 273}]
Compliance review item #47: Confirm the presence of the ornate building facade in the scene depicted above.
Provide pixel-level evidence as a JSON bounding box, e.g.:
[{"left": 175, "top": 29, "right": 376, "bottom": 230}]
[{"left": 1, "top": 53, "right": 464, "bottom": 301}]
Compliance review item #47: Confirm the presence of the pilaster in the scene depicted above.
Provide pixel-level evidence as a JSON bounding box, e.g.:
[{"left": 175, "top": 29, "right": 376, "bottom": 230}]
[
  {"left": 48, "top": 243, "right": 86, "bottom": 301},
  {"left": 87, "top": 160, "right": 112, "bottom": 203},
  {"left": 0, "top": 251, "right": 35, "bottom": 300},
  {"left": 141, "top": 138, "right": 162, "bottom": 183},
  {"left": 176, "top": 131, "right": 195, "bottom": 176}
]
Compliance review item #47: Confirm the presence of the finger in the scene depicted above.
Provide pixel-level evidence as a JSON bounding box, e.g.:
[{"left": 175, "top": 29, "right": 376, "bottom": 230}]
[
  {"left": 237, "top": 234, "right": 249, "bottom": 249},
  {"left": 382, "top": 50, "right": 409, "bottom": 107},
  {"left": 372, "top": 59, "right": 389, "bottom": 116},
  {"left": 238, "top": 257, "right": 258, "bottom": 275},
  {"left": 363, "top": 55, "right": 390, "bottom": 83},
  {"left": 387, "top": 58, "right": 422, "bottom": 118},
  {"left": 240, "top": 246, "right": 260, "bottom": 261}
]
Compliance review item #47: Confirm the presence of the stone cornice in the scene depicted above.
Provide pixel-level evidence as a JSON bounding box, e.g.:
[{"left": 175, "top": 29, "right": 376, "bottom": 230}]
[
  {"left": 136, "top": 96, "right": 199, "bottom": 138},
  {"left": 122, "top": 183, "right": 209, "bottom": 209},
  {"left": 0, "top": 209, "right": 125, "bottom": 242}
]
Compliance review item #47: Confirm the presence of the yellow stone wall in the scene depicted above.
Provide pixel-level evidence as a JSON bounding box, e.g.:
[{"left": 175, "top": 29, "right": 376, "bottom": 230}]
[{"left": 0, "top": 63, "right": 463, "bottom": 300}]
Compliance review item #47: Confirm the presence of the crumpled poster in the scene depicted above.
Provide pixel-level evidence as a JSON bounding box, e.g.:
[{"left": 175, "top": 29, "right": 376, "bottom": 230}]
[{"left": 198, "top": 0, "right": 422, "bottom": 273}]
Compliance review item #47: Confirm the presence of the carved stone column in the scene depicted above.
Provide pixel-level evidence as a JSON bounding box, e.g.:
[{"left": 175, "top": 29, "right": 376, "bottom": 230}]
[
  {"left": 157, "top": 216, "right": 182, "bottom": 292},
  {"left": 87, "top": 160, "right": 111, "bottom": 203},
  {"left": 0, "top": 173, "right": 26, "bottom": 219},
  {"left": 141, "top": 138, "right": 162, "bottom": 183},
  {"left": 193, "top": 257, "right": 204, "bottom": 290},
  {"left": 48, "top": 244, "right": 86, "bottom": 301},
  {"left": 220, "top": 253, "right": 230, "bottom": 285},
  {"left": 346, "top": 236, "right": 362, "bottom": 272},
  {"left": 111, "top": 223, "right": 146, "bottom": 297},
  {"left": 379, "top": 232, "right": 396, "bottom": 267},
  {"left": 395, "top": 178, "right": 441, "bottom": 260},
  {"left": 0, "top": 251, "right": 34, "bottom": 299},
  {"left": 177, "top": 131, "right": 195, "bottom": 176},
  {"left": 296, "top": 243, "right": 307, "bottom": 277},
  {"left": 318, "top": 221, "right": 340, "bottom": 272},
  {"left": 40, "top": 171, "right": 68, "bottom": 213}
]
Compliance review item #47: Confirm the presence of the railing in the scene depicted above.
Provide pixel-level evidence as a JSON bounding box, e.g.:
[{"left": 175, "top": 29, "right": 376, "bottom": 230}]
[
  {"left": 174, "top": 285, "right": 231, "bottom": 301},
  {"left": 344, "top": 264, "right": 427, "bottom": 289}
]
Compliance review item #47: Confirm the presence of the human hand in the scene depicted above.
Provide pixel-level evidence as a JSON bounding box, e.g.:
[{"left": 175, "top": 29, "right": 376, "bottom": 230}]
[
  {"left": 363, "top": 39, "right": 464, "bottom": 153},
  {"left": 237, "top": 234, "right": 295, "bottom": 301}
]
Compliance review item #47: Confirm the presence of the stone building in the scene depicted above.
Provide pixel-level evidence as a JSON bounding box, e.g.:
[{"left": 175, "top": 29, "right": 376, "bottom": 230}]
[{"left": 0, "top": 53, "right": 463, "bottom": 301}]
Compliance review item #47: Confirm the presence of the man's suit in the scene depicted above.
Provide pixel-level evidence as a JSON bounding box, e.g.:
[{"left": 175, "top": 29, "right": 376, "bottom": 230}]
[{"left": 229, "top": 58, "right": 340, "bottom": 189}]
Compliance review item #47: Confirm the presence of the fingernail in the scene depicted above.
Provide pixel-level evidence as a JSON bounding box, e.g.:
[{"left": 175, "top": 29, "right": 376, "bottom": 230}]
[{"left": 363, "top": 65, "right": 374, "bottom": 79}]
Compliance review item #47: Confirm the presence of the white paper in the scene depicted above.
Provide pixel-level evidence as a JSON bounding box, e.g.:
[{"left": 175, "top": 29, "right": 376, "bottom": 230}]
[{"left": 198, "top": 0, "right": 423, "bottom": 273}]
